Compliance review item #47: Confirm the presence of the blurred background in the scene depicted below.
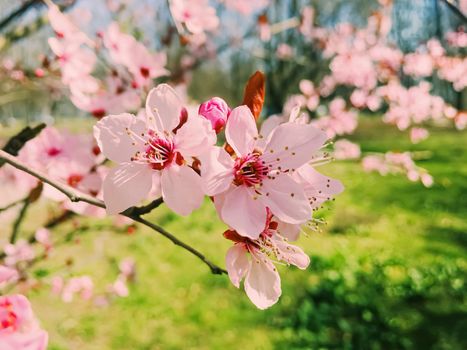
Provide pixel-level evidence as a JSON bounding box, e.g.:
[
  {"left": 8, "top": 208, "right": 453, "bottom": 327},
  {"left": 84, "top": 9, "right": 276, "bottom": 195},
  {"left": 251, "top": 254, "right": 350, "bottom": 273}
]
[{"left": 0, "top": 0, "right": 466, "bottom": 349}]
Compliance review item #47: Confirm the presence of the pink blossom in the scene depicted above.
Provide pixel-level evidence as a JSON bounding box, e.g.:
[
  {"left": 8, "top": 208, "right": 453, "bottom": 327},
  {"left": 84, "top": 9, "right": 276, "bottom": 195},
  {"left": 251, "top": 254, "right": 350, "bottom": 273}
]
[
  {"left": 201, "top": 105, "right": 332, "bottom": 239},
  {"left": 199, "top": 97, "right": 231, "bottom": 133},
  {"left": 421, "top": 173, "right": 434, "bottom": 187},
  {"left": 170, "top": 0, "right": 219, "bottom": 35},
  {"left": 4, "top": 240, "right": 35, "bottom": 267},
  {"left": 333, "top": 139, "right": 361, "bottom": 160},
  {"left": 0, "top": 294, "right": 48, "bottom": 350},
  {"left": 311, "top": 98, "right": 358, "bottom": 138},
  {"left": 94, "top": 84, "right": 216, "bottom": 215},
  {"left": 299, "top": 80, "right": 320, "bottom": 111},
  {"left": 18, "top": 126, "right": 94, "bottom": 173},
  {"left": 61, "top": 276, "right": 94, "bottom": 303},
  {"left": 409, "top": 127, "right": 429, "bottom": 144},
  {"left": 453, "top": 111, "right": 467, "bottom": 130},
  {"left": 224, "top": 0, "right": 269, "bottom": 15},
  {"left": 292, "top": 164, "right": 344, "bottom": 210},
  {"left": 446, "top": 30, "right": 467, "bottom": 48},
  {"left": 48, "top": 37, "right": 96, "bottom": 84},
  {"left": 330, "top": 53, "right": 377, "bottom": 90},
  {"left": 34, "top": 229, "right": 52, "bottom": 251},
  {"left": 300, "top": 6, "right": 315, "bottom": 38},
  {"left": 0, "top": 266, "right": 18, "bottom": 286},
  {"left": 362, "top": 152, "right": 433, "bottom": 187},
  {"left": 110, "top": 278, "right": 129, "bottom": 297},
  {"left": 119, "top": 258, "right": 136, "bottom": 280},
  {"left": 47, "top": 5, "right": 88, "bottom": 44},
  {"left": 403, "top": 53, "right": 434, "bottom": 77},
  {"left": 437, "top": 57, "right": 467, "bottom": 91},
  {"left": 224, "top": 214, "right": 309, "bottom": 309},
  {"left": 50, "top": 276, "right": 64, "bottom": 295},
  {"left": 276, "top": 44, "right": 294, "bottom": 59},
  {"left": 103, "top": 23, "right": 168, "bottom": 87},
  {"left": 258, "top": 15, "right": 271, "bottom": 41}
]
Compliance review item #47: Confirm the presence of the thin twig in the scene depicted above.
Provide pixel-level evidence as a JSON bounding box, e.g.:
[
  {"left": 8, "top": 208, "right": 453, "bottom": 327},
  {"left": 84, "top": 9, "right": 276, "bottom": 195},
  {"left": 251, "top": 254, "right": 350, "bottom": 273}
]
[
  {"left": 439, "top": 0, "right": 467, "bottom": 23},
  {"left": 0, "top": 150, "right": 227, "bottom": 275},
  {"left": 0, "top": 196, "right": 28, "bottom": 213},
  {"left": 0, "top": 123, "right": 46, "bottom": 168},
  {"left": 122, "top": 198, "right": 164, "bottom": 216},
  {"left": 132, "top": 216, "right": 227, "bottom": 275},
  {"left": 10, "top": 199, "right": 31, "bottom": 244}
]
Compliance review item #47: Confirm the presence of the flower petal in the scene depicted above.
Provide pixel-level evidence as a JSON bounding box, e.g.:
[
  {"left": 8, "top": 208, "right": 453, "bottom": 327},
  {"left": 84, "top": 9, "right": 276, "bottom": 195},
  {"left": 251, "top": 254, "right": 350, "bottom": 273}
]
[
  {"left": 293, "top": 164, "right": 344, "bottom": 209},
  {"left": 260, "top": 175, "right": 311, "bottom": 224},
  {"left": 262, "top": 123, "right": 327, "bottom": 171},
  {"left": 225, "top": 243, "right": 250, "bottom": 288},
  {"left": 145, "top": 84, "right": 182, "bottom": 133},
  {"left": 276, "top": 220, "right": 301, "bottom": 241},
  {"left": 274, "top": 238, "right": 310, "bottom": 269},
  {"left": 225, "top": 105, "right": 258, "bottom": 157},
  {"left": 161, "top": 164, "right": 204, "bottom": 216},
  {"left": 174, "top": 115, "right": 216, "bottom": 158},
  {"left": 103, "top": 163, "right": 153, "bottom": 214},
  {"left": 200, "top": 147, "right": 234, "bottom": 196},
  {"left": 93, "top": 113, "right": 146, "bottom": 163},
  {"left": 244, "top": 250, "right": 281, "bottom": 310},
  {"left": 221, "top": 186, "right": 267, "bottom": 239}
]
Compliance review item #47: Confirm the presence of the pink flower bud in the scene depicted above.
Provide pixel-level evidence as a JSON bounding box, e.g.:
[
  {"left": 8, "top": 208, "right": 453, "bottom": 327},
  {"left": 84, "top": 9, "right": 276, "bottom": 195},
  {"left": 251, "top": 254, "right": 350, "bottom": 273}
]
[{"left": 198, "top": 97, "right": 230, "bottom": 133}]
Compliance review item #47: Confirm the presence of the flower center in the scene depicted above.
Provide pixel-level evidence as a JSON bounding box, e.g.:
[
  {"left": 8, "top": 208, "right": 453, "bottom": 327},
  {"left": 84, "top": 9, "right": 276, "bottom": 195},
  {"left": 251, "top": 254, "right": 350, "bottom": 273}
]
[
  {"left": 0, "top": 300, "right": 17, "bottom": 331},
  {"left": 67, "top": 174, "right": 83, "bottom": 188},
  {"left": 47, "top": 147, "right": 62, "bottom": 157},
  {"left": 233, "top": 153, "right": 268, "bottom": 187}
]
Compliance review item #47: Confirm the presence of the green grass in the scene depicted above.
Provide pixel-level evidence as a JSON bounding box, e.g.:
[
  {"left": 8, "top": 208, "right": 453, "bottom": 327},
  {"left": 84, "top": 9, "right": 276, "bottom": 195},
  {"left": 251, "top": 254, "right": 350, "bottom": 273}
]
[{"left": 1, "top": 118, "right": 466, "bottom": 349}]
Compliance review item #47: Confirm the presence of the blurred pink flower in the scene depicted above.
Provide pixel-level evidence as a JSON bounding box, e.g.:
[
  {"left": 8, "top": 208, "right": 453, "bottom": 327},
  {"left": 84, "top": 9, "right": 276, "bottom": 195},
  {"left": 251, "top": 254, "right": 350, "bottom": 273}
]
[
  {"left": 0, "top": 266, "right": 18, "bottom": 286},
  {"left": 170, "top": 0, "right": 219, "bottom": 35},
  {"left": 34, "top": 229, "right": 52, "bottom": 251},
  {"left": 276, "top": 44, "right": 294, "bottom": 59},
  {"left": 0, "top": 294, "right": 48, "bottom": 350},
  {"left": 103, "top": 23, "right": 168, "bottom": 87},
  {"left": 61, "top": 276, "right": 94, "bottom": 303},
  {"left": 224, "top": 0, "right": 269, "bottom": 15},
  {"left": 333, "top": 139, "right": 361, "bottom": 160},
  {"left": 3, "top": 240, "right": 35, "bottom": 267},
  {"left": 299, "top": 80, "right": 320, "bottom": 111},
  {"left": 403, "top": 53, "right": 434, "bottom": 77},
  {"left": 409, "top": 127, "right": 429, "bottom": 144}
]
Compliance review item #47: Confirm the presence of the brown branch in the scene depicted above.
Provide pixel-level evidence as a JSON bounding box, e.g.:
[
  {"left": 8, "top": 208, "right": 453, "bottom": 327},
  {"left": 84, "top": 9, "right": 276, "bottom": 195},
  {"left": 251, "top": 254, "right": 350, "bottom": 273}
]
[
  {"left": 0, "top": 149, "right": 227, "bottom": 275},
  {"left": 0, "top": 123, "right": 46, "bottom": 168},
  {"left": 439, "top": 0, "right": 467, "bottom": 23},
  {"left": 0, "top": 197, "right": 27, "bottom": 213},
  {"left": 10, "top": 199, "right": 31, "bottom": 244}
]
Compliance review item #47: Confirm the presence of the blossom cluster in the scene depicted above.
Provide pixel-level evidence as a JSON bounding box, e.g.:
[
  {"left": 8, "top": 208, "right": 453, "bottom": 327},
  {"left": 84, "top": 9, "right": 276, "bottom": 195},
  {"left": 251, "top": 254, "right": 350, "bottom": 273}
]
[
  {"left": 93, "top": 84, "right": 343, "bottom": 308},
  {"left": 47, "top": 4, "right": 168, "bottom": 118}
]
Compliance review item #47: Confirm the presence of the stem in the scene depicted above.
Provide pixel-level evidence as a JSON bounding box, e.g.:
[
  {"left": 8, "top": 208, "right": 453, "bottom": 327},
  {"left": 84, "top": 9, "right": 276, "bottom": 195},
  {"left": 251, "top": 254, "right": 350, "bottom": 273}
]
[
  {"left": 131, "top": 216, "right": 227, "bottom": 275},
  {"left": 1, "top": 124, "right": 46, "bottom": 168},
  {"left": 439, "top": 0, "right": 467, "bottom": 23},
  {"left": 10, "top": 199, "right": 31, "bottom": 244},
  {"left": 0, "top": 150, "right": 227, "bottom": 275},
  {"left": 0, "top": 197, "right": 28, "bottom": 213}
]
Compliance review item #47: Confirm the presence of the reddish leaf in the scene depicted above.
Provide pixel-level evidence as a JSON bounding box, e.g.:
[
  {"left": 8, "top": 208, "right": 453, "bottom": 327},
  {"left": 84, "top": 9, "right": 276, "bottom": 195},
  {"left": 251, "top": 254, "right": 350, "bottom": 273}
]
[{"left": 242, "top": 71, "right": 265, "bottom": 120}]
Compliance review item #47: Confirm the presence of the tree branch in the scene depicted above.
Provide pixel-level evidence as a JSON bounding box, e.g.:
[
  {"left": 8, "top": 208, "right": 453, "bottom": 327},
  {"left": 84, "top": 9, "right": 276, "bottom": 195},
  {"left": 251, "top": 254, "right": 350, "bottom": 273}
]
[
  {"left": 439, "top": 0, "right": 467, "bottom": 23},
  {"left": 0, "top": 123, "right": 46, "bottom": 168},
  {"left": 10, "top": 199, "right": 31, "bottom": 244},
  {"left": 0, "top": 196, "right": 28, "bottom": 213},
  {"left": 0, "top": 0, "right": 43, "bottom": 31},
  {"left": 0, "top": 149, "right": 227, "bottom": 275}
]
